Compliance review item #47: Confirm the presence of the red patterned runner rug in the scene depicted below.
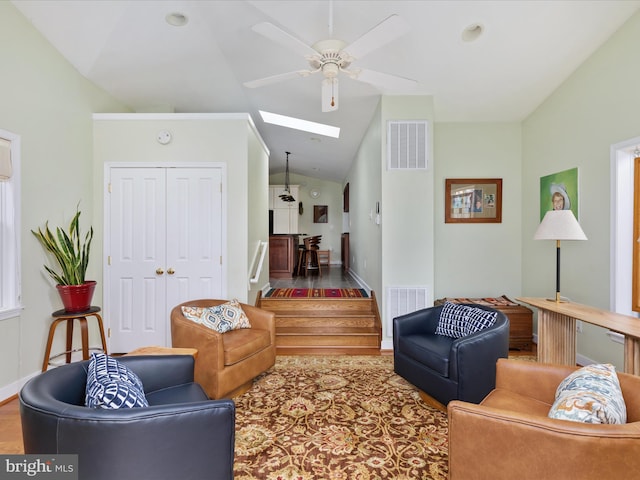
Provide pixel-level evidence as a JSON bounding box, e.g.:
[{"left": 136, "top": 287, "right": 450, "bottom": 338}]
[
  {"left": 233, "top": 355, "right": 448, "bottom": 480},
  {"left": 265, "top": 288, "right": 369, "bottom": 298}
]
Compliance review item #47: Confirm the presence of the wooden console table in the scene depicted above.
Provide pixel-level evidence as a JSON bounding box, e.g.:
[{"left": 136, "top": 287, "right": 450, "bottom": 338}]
[{"left": 517, "top": 297, "right": 640, "bottom": 375}]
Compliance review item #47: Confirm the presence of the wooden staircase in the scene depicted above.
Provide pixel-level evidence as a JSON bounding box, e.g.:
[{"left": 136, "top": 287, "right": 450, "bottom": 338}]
[{"left": 256, "top": 291, "right": 382, "bottom": 354}]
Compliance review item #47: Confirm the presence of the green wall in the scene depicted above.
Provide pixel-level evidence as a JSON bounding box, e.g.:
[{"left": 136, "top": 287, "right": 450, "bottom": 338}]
[
  {"left": 0, "top": 1, "right": 127, "bottom": 397},
  {"left": 434, "top": 122, "right": 523, "bottom": 299},
  {"left": 522, "top": 11, "right": 640, "bottom": 369}
]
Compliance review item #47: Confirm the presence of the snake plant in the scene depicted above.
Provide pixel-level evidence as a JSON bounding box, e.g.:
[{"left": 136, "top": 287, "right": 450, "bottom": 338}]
[{"left": 32, "top": 206, "right": 93, "bottom": 285}]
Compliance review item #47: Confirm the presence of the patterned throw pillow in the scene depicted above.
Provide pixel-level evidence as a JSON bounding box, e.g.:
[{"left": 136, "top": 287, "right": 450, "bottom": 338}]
[
  {"left": 182, "top": 299, "right": 251, "bottom": 334},
  {"left": 548, "top": 363, "right": 627, "bottom": 424},
  {"left": 85, "top": 353, "right": 149, "bottom": 409},
  {"left": 181, "top": 305, "right": 205, "bottom": 322},
  {"left": 435, "top": 302, "right": 469, "bottom": 338},
  {"left": 465, "top": 307, "right": 498, "bottom": 335}
]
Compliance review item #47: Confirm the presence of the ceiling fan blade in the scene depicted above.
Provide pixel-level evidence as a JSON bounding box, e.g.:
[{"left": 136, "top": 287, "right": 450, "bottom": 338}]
[
  {"left": 353, "top": 68, "right": 418, "bottom": 91},
  {"left": 321, "top": 78, "right": 339, "bottom": 112},
  {"left": 244, "top": 70, "right": 312, "bottom": 88},
  {"left": 251, "top": 22, "right": 318, "bottom": 58},
  {"left": 342, "top": 14, "right": 410, "bottom": 60}
]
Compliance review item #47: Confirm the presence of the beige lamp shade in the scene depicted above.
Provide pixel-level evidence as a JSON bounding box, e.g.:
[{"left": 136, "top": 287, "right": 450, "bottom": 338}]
[{"left": 534, "top": 210, "right": 587, "bottom": 241}]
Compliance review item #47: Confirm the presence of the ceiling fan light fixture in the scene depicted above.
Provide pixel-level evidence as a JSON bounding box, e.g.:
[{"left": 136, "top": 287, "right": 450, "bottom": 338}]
[{"left": 247, "top": 13, "right": 414, "bottom": 112}]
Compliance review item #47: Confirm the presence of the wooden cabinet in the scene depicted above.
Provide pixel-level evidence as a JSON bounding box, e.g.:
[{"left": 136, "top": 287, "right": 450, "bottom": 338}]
[
  {"left": 273, "top": 208, "right": 297, "bottom": 234},
  {"left": 269, "top": 235, "right": 298, "bottom": 278},
  {"left": 343, "top": 183, "right": 349, "bottom": 212},
  {"left": 435, "top": 296, "right": 533, "bottom": 351},
  {"left": 341, "top": 233, "right": 349, "bottom": 272},
  {"left": 270, "top": 185, "right": 299, "bottom": 234}
]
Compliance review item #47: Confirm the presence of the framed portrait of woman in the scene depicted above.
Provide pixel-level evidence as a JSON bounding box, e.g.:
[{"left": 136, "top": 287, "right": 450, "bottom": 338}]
[{"left": 539, "top": 167, "right": 579, "bottom": 220}]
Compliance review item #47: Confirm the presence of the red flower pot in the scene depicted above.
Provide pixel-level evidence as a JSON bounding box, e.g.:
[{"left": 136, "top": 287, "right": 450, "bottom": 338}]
[{"left": 56, "top": 281, "right": 97, "bottom": 313}]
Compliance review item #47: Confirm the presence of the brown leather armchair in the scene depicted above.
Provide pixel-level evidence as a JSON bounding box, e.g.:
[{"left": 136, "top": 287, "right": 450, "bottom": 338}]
[
  {"left": 448, "top": 359, "right": 640, "bottom": 480},
  {"left": 171, "top": 299, "right": 276, "bottom": 399}
]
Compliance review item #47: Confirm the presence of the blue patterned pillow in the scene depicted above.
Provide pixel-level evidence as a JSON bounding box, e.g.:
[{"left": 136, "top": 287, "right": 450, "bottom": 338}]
[
  {"left": 465, "top": 307, "right": 497, "bottom": 335},
  {"left": 548, "top": 363, "right": 627, "bottom": 424},
  {"left": 435, "top": 302, "right": 469, "bottom": 338},
  {"left": 182, "top": 299, "right": 251, "bottom": 334},
  {"left": 85, "top": 353, "right": 148, "bottom": 409}
]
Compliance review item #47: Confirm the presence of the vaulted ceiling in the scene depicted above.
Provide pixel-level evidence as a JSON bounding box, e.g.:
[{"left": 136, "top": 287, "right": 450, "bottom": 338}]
[{"left": 12, "top": 0, "right": 640, "bottom": 181}]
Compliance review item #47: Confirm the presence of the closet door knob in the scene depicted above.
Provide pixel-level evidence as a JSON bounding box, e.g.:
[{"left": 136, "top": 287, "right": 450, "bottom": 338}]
[
  {"left": 156, "top": 268, "right": 164, "bottom": 275},
  {"left": 167, "top": 268, "right": 175, "bottom": 275}
]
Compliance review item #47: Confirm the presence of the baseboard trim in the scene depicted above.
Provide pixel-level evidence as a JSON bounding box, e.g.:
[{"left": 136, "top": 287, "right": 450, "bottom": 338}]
[{"left": 0, "top": 369, "right": 39, "bottom": 403}]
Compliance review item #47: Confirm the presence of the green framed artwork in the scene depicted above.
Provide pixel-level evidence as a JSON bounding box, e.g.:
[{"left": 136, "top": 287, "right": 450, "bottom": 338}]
[{"left": 539, "top": 167, "right": 579, "bottom": 221}]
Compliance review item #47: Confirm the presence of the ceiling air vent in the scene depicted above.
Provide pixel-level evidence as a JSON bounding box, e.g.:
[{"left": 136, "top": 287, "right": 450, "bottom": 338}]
[{"left": 387, "top": 121, "right": 428, "bottom": 170}]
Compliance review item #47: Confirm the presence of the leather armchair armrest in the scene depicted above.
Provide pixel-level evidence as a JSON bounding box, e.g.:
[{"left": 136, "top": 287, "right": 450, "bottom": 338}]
[
  {"left": 241, "top": 303, "right": 276, "bottom": 344},
  {"left": 171, "top": 313, "right": 224, "bottom": 368},
  {"left": 56, "top": 400, "right": 235, "bottom": 480},
  {"left": 494, "top": 358, "right": 578, "bottom": 404},
  {"left": 117, "top": 355, "right": 196, "bottom": 393},
  {"left": 171, "top": 313, "right": 225, "bottom": 396},
  {"left": 448, "top": 314, "right": 509, "bottom": 402},
  {"left": 393, "top": 306, "right": 441, "bottom": 338},
  {"left": 448, "top": 399, "right": 640, "bottom": 480}
]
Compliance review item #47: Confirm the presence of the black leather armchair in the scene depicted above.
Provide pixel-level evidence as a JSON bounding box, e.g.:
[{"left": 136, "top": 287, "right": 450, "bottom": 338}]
[
  {"left": 393, "top": 304, "right": 509, "bottom": 407},
  {"left": 20, "top": 355, "right": 235, "bottom": 480}
]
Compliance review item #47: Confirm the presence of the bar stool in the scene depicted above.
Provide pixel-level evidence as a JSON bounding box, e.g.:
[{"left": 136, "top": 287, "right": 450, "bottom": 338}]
[
  {"left": 42, "top": 306, "right": 108, "bottom": 372},
  {"left": 296, "top": 243, "right": 306, "bottom": 276},
  {"left": 300, "top": 236, "right": 322, "bottom": 277}
]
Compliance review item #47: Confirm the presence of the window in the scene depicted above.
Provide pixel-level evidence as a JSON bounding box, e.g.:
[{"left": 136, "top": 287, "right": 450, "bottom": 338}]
[{"left": 0, "top": 129, "right": 21, "bottom": 320}]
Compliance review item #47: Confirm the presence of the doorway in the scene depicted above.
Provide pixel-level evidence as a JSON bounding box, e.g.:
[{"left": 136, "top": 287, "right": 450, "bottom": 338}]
[{"left": 611, "top": 137, "right": 640, "bottom": 318}]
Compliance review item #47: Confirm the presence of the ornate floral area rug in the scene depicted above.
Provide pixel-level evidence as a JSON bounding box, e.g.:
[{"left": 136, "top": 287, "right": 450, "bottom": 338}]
[{"left": 233, "top": 355, "right": 448, "bottom": 480}]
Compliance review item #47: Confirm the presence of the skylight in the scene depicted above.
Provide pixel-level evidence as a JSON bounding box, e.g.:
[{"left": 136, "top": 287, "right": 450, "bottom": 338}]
[{"left": 259, "top": 111, "right": 340, "bottom": 138}]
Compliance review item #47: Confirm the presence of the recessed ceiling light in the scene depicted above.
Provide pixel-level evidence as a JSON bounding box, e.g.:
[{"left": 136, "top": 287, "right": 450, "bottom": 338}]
[
  {"left": 259, "top": 111, "right": 340, "bottom": 138},
  {"left": 462, "top": 23, "right": 484, "bottom": 42},
  {"left": 166, "top": 12, "right": 188, "bottom": 27}
]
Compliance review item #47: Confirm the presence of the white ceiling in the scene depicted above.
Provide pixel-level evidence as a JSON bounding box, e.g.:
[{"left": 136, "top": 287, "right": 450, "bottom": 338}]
[{"left": 12, "top": 0, "right": 640, "bottom": 182}]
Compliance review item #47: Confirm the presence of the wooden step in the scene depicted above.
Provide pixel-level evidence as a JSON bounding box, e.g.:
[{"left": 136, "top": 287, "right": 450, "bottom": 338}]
[
  {"left": 277, "top": 327, "right": 381, "bottom": 347},
  {"left": 275, "top": 314, "right": 377, "bottom": 328},
  {"left": 259, "top": 297, "right": 374, "bottom": 314},
  {"left": 256, "top": 290, "right": 382, "bottom": 353}
]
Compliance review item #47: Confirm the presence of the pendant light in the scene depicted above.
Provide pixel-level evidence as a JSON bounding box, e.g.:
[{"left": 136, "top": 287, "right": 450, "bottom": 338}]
[{"left": 279, "top": 151, "right": 295, "bottom": 202}]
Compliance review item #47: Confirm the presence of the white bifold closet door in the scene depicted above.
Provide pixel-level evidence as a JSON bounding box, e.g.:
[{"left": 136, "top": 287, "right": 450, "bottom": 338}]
[{"left": 106, "top": 166, "right": 223, "bottom": 353}]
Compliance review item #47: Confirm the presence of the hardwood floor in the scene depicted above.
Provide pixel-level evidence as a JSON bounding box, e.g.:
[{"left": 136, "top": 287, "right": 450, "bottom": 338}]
[{"left": 0, "top": 397, "right": 22, "bottom": 454}]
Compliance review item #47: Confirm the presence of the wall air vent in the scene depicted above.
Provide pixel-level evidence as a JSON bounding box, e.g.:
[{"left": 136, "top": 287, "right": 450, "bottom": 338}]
[
  {"left": 387, "top": 121, "right": 428, "bottom": 170},
  {"left": 386, "top": 286, "right": 431, "bottom": 337}
]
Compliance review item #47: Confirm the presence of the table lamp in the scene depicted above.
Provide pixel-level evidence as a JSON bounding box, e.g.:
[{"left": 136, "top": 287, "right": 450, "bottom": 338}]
[{"left": 534, "top": 210, "right": 587, "bottom": 302}]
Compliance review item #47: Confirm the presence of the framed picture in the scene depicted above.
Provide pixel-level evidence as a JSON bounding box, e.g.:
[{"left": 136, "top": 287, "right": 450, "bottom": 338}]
[
  {"left": 539, "top": 167, "right": 579, "bottom": 220},
  {"left": 314, "top": 205, "right": 328, "bottom": 223},
  {"left": 445, "top": 178, "right": 503, "bottom": 223}
]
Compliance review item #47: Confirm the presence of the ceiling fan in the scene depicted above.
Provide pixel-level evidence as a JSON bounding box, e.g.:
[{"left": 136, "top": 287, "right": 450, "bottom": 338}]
[{"left": 243, "top": 4, "right": 417, "bottom": 112}]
